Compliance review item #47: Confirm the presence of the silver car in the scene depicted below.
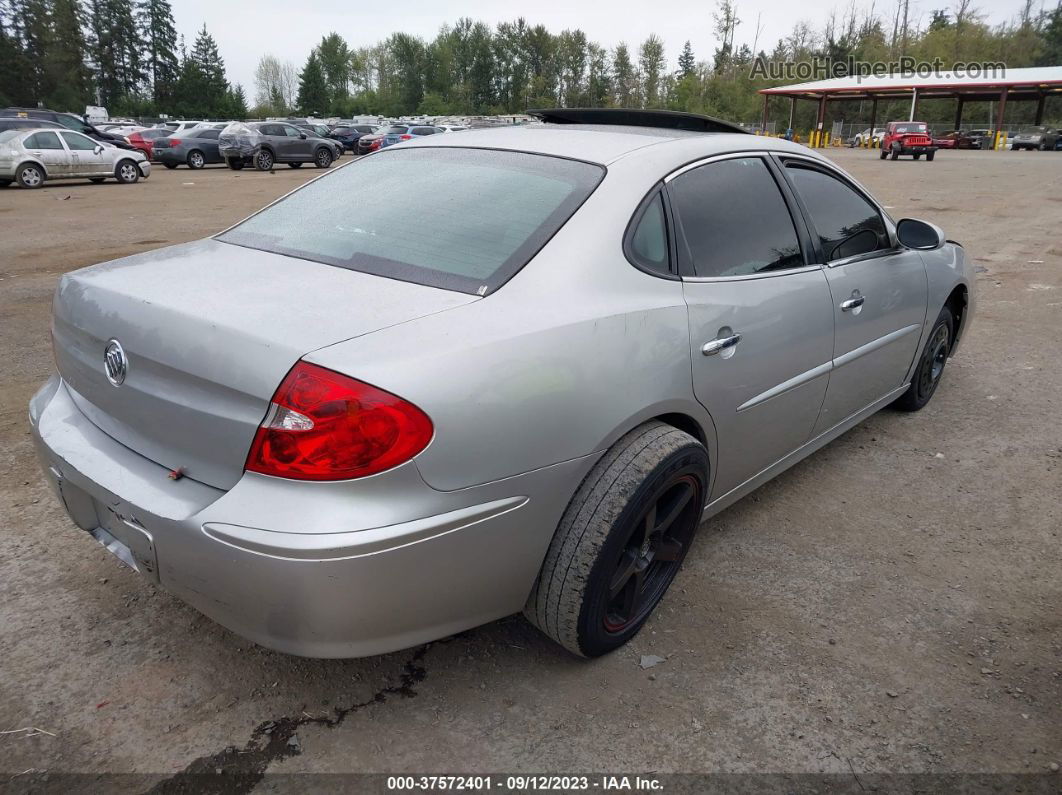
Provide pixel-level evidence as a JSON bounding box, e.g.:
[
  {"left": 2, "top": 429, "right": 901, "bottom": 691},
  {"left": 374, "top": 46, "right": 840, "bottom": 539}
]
[
  {"left": 30, "top": 111, "right": 974, "bottom": 659},
  {"left": 0, "top": 128, "right": 150, "bottom": 188}
]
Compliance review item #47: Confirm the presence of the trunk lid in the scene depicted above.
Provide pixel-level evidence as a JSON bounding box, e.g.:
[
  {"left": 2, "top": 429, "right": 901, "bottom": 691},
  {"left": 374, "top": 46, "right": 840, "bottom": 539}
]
[{"left": 52, "top": 238, "right": 475, "bottom": 490}]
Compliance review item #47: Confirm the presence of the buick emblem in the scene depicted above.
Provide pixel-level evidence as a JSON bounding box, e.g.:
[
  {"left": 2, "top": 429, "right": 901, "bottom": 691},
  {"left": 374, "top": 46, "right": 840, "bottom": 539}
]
[{"left": 104, "top": 339, "right": 128, "bottom": 386}]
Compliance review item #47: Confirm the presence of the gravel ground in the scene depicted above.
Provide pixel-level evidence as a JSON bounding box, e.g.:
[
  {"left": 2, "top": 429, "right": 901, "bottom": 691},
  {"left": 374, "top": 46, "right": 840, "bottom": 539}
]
[{"left": 0, "top": 149, "right": 1059, "bottom": 790}]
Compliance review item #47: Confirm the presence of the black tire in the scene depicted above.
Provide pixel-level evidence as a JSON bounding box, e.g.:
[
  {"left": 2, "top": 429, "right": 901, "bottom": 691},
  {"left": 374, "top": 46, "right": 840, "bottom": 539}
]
[
  {"left": 913, "top": 153, "right": 921, "bottom": 160},
  {"left": 926, "top": 151, "right": 935, "bottom": 161},
  {"left": 879, "top": 149, "right": 887, "bottom": 160},
  {"left": 314, "top": 147, "right": 333, "bottom": 168},
  {"left": 227, "top": 159, "right": 245, "bottom": 170},
  {"left": 1038, "top": 141, "right": 1047, "bottom": 151},
  {"left": 16, "top": 162, "right": 44, "bottom": 188},
  {"left": 187, "top": 150, "right": 206, "bottom": 169},
  {"left": 115, "top": 159, "right": 140, "bottom": 184},
  {"left": 0, "top": 178, "right": 11, "bottom": 187},
  {"left": 890, "top": 146, "right": 900, "bottom": 160},
  {"left": 893, "top": 307, "right": 954, "bottom": 412},
  {"left": 525, "top": 421, "right": 708, "bottom": 657},
  {"left": 163, "top": 163, "right": 178, "bottom": 169},
  {"left": 254, "top": 149, "right": 274, "bottom": 171},
  {"left": 287, "top": 162, "right": 303, "bottom": 168},
  {"left": 89, "top": 177, "right": 106, "bottom": 183}
]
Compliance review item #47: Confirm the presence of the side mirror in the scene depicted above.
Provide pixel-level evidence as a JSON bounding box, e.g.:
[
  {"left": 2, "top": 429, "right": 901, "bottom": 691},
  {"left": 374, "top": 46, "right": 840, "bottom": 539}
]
[
  {"left": 896, "top": 218, "right": 945, "bottom": 250},
  {"left": 299, "top": 133, "right": 307, "bottom": 139},
  {"left": 94, "top": 145, "right": 103, "bottom": 155}
]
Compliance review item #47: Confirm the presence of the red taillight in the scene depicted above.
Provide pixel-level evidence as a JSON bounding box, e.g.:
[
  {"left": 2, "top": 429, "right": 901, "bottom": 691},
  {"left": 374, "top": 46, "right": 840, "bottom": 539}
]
[
  {"left": 245, "top": 362, "right": 433, "bottom": 481},
  {"left": 169, "top": 139, "right": 179, "bottom": 147},
  {"left": 400, "top": 134, "right": 412, "bottom": 140}
]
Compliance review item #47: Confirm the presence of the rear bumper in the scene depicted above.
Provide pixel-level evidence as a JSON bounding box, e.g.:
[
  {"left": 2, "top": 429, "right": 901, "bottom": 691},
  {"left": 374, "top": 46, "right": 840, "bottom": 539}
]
[{"left": 30, "top": 376, "right": 590, "bottom": 658}]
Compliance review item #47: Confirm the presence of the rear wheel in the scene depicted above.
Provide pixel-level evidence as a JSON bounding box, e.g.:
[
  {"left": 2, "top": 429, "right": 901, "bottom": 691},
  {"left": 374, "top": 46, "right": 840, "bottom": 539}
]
[
  {"left": 893, "top": 307, "right": 954, "bottom": 412},
  {"left": 525, "top": 421, "right": 708, "bottom": 657},
  {"left": 17, "top": 163, "right": 44, "bottom": 188},
  {"left": 314, "top": 147, "right": 333, "bottom": 168},
  {"left": 187, "top": 150, "right": 205, "bottom": 169},
  {"left": 115, "top": 160, "right": 139, "bottom": 184},
  {"left": 254, "top": 149, "right": 274, "bottom": 171}
]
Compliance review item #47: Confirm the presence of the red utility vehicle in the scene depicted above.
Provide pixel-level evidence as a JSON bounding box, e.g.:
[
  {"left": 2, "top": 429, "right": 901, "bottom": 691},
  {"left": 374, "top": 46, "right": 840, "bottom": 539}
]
[{"left": 880, "top": 121, "right": 937, "bottom": 161}]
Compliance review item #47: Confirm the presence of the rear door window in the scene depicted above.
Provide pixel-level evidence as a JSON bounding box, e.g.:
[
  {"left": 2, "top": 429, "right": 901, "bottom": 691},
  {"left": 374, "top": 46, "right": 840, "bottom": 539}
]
[
  {"left": 219, "top": 147, "right": 604, "bottom": 295},
  {"left": 668, "top": 156, "right": 804, "bottom": 278},
  {"left": 26, "top": 131, "right": 63, "bottom": 149}
]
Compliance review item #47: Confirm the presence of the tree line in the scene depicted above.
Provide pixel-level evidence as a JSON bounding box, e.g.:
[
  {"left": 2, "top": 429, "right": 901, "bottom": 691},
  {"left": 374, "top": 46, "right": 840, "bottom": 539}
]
[
  {"left": 0, "top": 0, "right": 246, "bottom": 117},
  {"left": 1, "top": 0, "right": 1061, "bottom": 126}
]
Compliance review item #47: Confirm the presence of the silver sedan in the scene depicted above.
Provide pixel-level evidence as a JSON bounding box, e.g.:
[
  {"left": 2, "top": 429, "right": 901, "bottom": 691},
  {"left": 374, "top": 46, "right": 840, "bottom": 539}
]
[
  {"left": 30, "top": 111, "right": 973, "bottom": 658},
  {"left": 0, "top": 127, "right": 150, "bottom": 188}
]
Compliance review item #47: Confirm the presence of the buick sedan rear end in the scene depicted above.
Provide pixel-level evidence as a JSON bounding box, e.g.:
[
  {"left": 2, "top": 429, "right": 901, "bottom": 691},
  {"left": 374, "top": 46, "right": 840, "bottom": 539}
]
[{"left": 31, "top": 116, "right": 973, "bottom": 659}]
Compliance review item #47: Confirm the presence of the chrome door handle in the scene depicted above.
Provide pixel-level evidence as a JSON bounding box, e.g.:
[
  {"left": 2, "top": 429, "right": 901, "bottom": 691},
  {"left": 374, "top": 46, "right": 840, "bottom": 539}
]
[
  {"left": 701, "top": 333, "right": 742, "bottom": 356},
  {"left": 841, "top": 296, "right": 865, "bottom": 311}
]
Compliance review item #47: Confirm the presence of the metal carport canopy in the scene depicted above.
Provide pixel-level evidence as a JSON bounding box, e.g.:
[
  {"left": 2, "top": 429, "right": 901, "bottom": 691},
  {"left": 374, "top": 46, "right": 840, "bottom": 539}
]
[{"left": 758, "top": 66, "right": 1062, "bottom": 99}]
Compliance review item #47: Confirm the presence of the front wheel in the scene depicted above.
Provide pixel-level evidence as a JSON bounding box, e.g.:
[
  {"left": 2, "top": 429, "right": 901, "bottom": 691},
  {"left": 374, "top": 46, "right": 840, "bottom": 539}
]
[
  {"left": 879, "top": 149, "right": 887, "bottom": 160},
  {"left": 115, "top": 160, "right": 140, "bottom": 183},
  {"left": 525, "top": 421, "right": 707, "bottom": 657},
  {"left": 890, "top": 146, "right": 900, "bottom": 160},
  {"left": 926, "top": 151, "right": 935, "bottom": 161},
  {"left": 893, "top": 307, "right": 954, "bottom": 412},
  {"left": 314, "top": 147, "right": 333, "bottom": 168}
]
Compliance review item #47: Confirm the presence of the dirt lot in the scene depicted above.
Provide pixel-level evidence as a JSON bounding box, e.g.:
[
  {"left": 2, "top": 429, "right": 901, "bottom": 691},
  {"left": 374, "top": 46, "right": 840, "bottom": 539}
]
[{"left": 1, "top": 149, "right": 1060, "bottom": 790}]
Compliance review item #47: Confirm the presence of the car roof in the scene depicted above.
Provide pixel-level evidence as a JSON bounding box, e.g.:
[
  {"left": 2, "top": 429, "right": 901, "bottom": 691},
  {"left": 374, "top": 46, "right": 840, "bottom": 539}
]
[{"left": 400, "top": 123, "right": 811, "bottom": 166}]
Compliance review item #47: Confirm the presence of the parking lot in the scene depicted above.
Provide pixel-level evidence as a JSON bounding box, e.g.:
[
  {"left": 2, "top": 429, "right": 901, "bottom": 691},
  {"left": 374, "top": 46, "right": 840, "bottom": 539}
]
[{"left": 1, "top": 148, "right": 1059, "bottom": 787}]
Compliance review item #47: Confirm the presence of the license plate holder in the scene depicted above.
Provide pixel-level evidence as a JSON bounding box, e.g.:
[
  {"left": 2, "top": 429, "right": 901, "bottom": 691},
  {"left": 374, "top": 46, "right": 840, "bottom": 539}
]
[{"left": 91, "top": 501, "right": 160, "bottom": 584}]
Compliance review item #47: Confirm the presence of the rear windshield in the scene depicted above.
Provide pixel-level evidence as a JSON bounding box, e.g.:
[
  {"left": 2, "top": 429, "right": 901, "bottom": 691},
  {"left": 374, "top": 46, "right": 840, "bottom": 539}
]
[
  {"left": 384, "top": 125, "right": 408, "bottom": 134},
  {"left": 219, "top": 147, "right": 604, "bottom": 295}
]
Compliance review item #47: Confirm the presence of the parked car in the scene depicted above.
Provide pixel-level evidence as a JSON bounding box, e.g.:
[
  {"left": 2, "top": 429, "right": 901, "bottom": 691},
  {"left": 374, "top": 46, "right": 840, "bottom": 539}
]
[
  {"left": 126, "top": 128, "right": 174, "bottom": 160},
  {"left": 153, "top": 127, "right": 226, "bottom": 169},
  {"left": 1, "top": 106, "right": 138, "bottom": 150},
  {"left": 0, "top": 127, "right": 150, "bottom": 188},
  {"left": 0, "top": 117, "right": 65, "bottom": 134},
  {"left": 29, "top": 109, "right": 973, "bottom": 659},
  {"left": 961, "top": 129, "right": 994, "bottom": 150},
  {"left": 880, "top": 121, "right": 937, "bottom": 160},
  {"left": 851, "top": 127, "right": 884, "bottom": 147},
  {"left": 378, "top": 124, "right": 443, "bottom": 148},
  {"left": 931, "top": 131, "right": 958, "bottom": 149},
  {"left": 329, "top": 124, "right": 378, "bottom": 152},
  {"left": 1011, "top": 126, "right": 1060, "bottom": 151},
  {"left": 436, "top": 124, "right": 470, "bottom": 133},
  {"left": 155, "top": 121, "right": 210, "bottom": 134},
  {"left": 356, "top": 130, "right": 385, "bottom": 155},
  {"left": 220, "top": 121, "right": 340, "bottom": 170}
]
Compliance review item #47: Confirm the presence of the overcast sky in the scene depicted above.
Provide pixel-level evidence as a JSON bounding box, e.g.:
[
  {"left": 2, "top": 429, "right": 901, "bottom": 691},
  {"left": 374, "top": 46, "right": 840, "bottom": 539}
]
[{"left": 171, "top": 0, "right": 1025, "bottom": 95}]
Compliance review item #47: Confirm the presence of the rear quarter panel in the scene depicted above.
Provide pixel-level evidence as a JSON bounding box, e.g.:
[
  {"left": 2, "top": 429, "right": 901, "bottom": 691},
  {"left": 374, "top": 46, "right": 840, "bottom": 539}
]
[{"left": 307, "top": 163, "right": 713, "bottom": 492}]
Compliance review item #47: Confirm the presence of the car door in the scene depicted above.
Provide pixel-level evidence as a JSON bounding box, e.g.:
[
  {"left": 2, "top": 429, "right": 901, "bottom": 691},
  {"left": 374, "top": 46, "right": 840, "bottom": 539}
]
[
  {"left": 59, "top": 131, "right": 109, "bottom": 175},
  {"left": 669, "top": 154, "right": 836, "bottom": 498},
  {"left": 257, "top": 124, "right": 284, "bottom": 159},
  {"left": 192, "top": 129, "right": 222, "bottom": 162},
  {"left": 23, "top": 131, "right": 73, "bottom": 176},
  {"left": 282, "top": 124, "right": 312, "bottom": 160},
  {"left": 778, "top": 157, "right": 928, "bottom": 435}
]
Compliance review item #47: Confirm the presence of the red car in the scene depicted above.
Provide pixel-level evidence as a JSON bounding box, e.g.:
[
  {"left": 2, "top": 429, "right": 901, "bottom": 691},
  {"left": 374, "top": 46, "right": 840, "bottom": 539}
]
[
  {"left": 880, "top": 121, "right": 937, "bottom": 161},
  {"left": 931, "top": 131, "right": 958, "bottom": 149},
  {"left": 126, "top": 128, "right": 173, "bottom": 160}
]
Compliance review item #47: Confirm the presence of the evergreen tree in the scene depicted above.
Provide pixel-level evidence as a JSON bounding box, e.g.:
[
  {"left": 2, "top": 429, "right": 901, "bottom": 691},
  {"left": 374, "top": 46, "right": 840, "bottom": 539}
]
[
  {"left": 612, "top": 42, "right": 638, "bottom": 108},
  {"left": 0, "top": 1, "right": 34, "bottom": 105},
  {"left": 87, "top": 0, "right": 144, "bottom": 108},
  {"left": 227, "top": 82, "right": 248, "bottom": 118},
  {"left": 46, "top": 0, "right": 93, "bottom": 110},
  {"left": 19, "top": 0, "right": 53, "bottom": 101},
  {"left": 296, "top": 50, "right": 329, "bottom": 114},
  {"left": 677, "top": 40, "right": 696, "bottom": 77},
  {"left": 138, "top": 0, "right": 178, "bottom": 106},
  {"left": 316, "top": 32, "right": 350, "bottom": 104}
]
